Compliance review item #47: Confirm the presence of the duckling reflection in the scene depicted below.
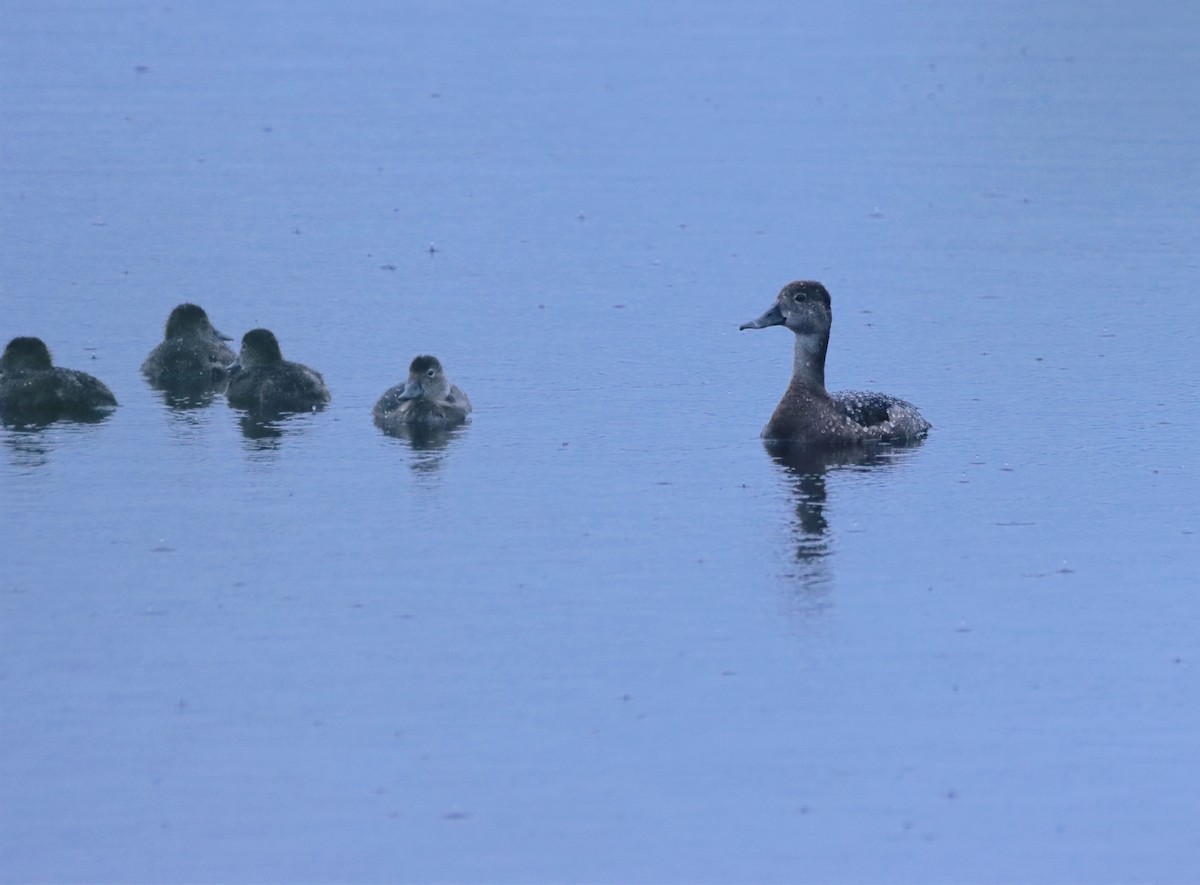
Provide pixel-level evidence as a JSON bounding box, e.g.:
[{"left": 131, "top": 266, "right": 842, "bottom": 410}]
[
  {"left": 384, "top": 421, "right": 464, "bottom": 453},
  {"left": 155, "top": 392, "right": 222, "bottom": 445},
  {"left": 155, "top": 388, "right": 221, "bottom": 412},
  {"left": 237, "top": 413, "right": 286, "bottom": 446},
  {"left": 0, "top": 337, "right": 117, "bottom": 426},
  {"left": 373, "top": 355, "right": 471, "bottom": 438},
  {"left": 2, "top": 426, "right": 52, "bottom": 469},
  {"left": 226, "top": 328, "right": 330, "bottom": 416},
  {"left": 141, "top": 303, "right": 235, "bottom": 395},
  {"left": 400, "top": 441, "right": 455, "bottom": 477}
]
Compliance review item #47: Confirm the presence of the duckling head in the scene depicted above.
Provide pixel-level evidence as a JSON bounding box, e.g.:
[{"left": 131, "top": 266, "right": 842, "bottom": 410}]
[
  {"left": 235, "top": 328, "right": 284, "bottom": 370},
  {"left": 1, "top": 336, "right": 55, "bottom": 372},
  {"left": 164, "top": 303, "right": 232, "bottom": 342},
  {"left": 398, "top": 354, "right": 451, "bottom": 402}
]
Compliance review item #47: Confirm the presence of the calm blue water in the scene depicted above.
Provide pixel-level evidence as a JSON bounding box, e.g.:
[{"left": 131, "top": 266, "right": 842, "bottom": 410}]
[{"left": 3, "top": 2, "right": 1199, "bottom": 882}]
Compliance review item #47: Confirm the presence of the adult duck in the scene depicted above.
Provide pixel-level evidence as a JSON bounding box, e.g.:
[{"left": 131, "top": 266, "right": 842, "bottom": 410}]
[{"left": 740, "top": 281, "right": 930, "bottom": 446}]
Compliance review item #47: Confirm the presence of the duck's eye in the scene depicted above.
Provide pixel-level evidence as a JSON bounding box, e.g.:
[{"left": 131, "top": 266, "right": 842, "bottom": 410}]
[{"left": 426, "top": 369, "right": 436, "bottom": 378}]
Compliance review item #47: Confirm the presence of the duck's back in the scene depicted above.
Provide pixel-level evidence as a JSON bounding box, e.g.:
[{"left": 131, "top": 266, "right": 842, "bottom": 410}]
[
  {"left": 141, "top": 337, "right": 236, "bottom": 390},
  {"left": 763, "top": 381, "right": 878, "bottom": 447},
  {"left": 228, "top": 362, "right": 329, "bottom": 413},
  {"left": 832, "top": 389, "right": 931, "bottom": 441},
  {"left": 373, "top": 383, "right": 471, "bottom": 429},
  {"left": 371, "top": 383, "right": 409, "bottom": 420},
  {"left": 763, "top": 381, "right": 930, "bottom": 447},
  {"left": 0, "top": 367, "right": 117, "bottom": 420}
]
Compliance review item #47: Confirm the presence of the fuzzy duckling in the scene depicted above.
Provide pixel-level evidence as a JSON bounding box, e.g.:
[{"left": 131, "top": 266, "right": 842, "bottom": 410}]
[
  {"left": 0, "top": 336, "right": 117, "bottom": 424},
  {"left": 141, "top": 303, "right": 236, "bottom": 391},
  {"left": 226, "top": 328, "right": 330, "bottom": 415},
  {"left": 373, "top": 355, "right": 471, "bottom": 432}
]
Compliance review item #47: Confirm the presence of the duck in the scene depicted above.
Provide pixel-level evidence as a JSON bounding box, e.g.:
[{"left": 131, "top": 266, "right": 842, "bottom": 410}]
[
  {"left": 373, "top": 355, "right": 471, "bottom": 432},
  {"left": 0, "top": 336, "right": 117, "bottom": 423},
  {"left": 225, "top": 328, "right": 330, "bottom": 414},
  {"left": 740, "top": 281, "right": 930, "bottom": 447},
  {"left": 141, "top": 303, "right": 236, "bottom": 391}
]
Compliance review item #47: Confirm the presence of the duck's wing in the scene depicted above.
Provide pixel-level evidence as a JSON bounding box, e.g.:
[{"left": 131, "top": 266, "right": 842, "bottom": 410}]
[
  {"left": 296, "top": 364, "right": 331, "bottom": 403},
  {"left": 446, "top": 383, "right": 472, "bottom": 414},
  {"left": 832, "top": 390, "right": 930, "bottom": 441},
  {"left": 60, "top": 369, "right": 117, "bottom": 409},
  {"left": 141, "top": 338, "right": 235, "bottom": 388},
  {"left": 831, "top": 390, "right": 894, "bottom": 427},
  {"left": 372, "top": 382, "right": 408, "bottom": 418}
]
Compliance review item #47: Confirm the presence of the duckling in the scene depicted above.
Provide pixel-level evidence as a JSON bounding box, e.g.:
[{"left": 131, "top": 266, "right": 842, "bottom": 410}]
[
  {"left": 740, "top": 281, "right": 930, "bottom": 447},
  {"left": 226, "top": 328, "right": 330, "bottom": 414},
  {"left": 373, "top": 355, "right": 471, "bottom": 432},
  {"left": 0, "top": 336, "right": 117, "bottom": 423},
  {"left": 141, "top": 303, "right": 236, "bottom": 391}
]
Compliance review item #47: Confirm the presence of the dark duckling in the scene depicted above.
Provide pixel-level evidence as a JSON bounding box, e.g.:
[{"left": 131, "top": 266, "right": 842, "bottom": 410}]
[
  {"left": 0, "top": 336, "right": 117, "bottom": 424},
  {"left": 141, "top": 303, "right": 236, "bottom": 391},
  {"left": 226, "top": 328, "right": 330, "bottom": 415}
]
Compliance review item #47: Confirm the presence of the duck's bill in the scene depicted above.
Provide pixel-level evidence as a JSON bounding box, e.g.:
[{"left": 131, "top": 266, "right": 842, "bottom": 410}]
[
  {"left": 739, "top": 303, "right": 785, "bottom": 330},
  {"left": 216, "top": 329, "right": 234, "bottom": 342},
  {"left": 397, "top": 380, "right": 423, "bottom": 401}
]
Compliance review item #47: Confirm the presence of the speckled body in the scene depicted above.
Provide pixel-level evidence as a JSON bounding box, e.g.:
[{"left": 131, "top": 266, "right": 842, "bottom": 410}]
[
  {"left": 0, "top": 337, "right": 117, "bottom": 423},
  {"left": 373, "top": 355, "right": 471, "bottom": 432},
  {"left": 763, "top": 382, "right": 930, "bottom": 448},
  {"left": 226, "top": 328, "right": 330, "bottom": 414},
  {"left": 741, "top": 281, "right": 930, "bottom": 447},
  {"left": 141, "top": 303, "right": 236, "bottom": 391}
]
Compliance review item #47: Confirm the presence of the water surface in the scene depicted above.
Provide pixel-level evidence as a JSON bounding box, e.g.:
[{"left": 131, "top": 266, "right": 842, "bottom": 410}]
[{"left": 3, "top": 1, "right": 1199, "bottom": 882}]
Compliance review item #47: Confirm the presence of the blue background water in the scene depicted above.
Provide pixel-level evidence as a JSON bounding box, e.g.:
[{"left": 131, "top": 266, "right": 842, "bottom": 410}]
[{"left": 3, "top": 1, "right": 1199, "bottom": 881}]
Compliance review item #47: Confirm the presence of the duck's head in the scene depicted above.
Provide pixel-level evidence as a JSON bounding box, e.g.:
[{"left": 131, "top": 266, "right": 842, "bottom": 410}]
[
  {"left": 1, "top": 336, "right": 54, "bottom": 372},
  {"left": 398, "top": 355, "right": 451, "bottom": 402},
  {"left": 234, "top": 328, "right": 284, "bottom": 370},
  {"left": 164, "top": 303, "right": 232, "bottom": 342},
  {"left": 739, "top": 280, "right": 832, "bottom": 338}
]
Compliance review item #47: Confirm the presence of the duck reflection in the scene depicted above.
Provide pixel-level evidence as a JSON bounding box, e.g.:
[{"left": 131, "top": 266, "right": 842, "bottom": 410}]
[
  {"left": 1, "top": 406, "right": 112, "bottom": 470},
  {"left": 0, "top": 418, "right": 115, "bottom": 469},
  {"left": 380, "top": 423, "right": 469, "bottom": 475},
  {"left": 237, "top": 413, "right": 287, "bottom": 446},
  {"left": 0, "top": 407, "right": 112, "bottom": 432},
  {"left": 766, "top": 439, "right": 925, "bottom": 595},
  {"left": 155, "top": 388, "right": 221, "bottom": 412},
  {"left": 235, "top": 411, "right": 332, "bottom": 459},
  {"left": 147, "top": 382, "right": 227, "bottom": 449},
  {"left": 2, "top": 427, "right": 52, "bottom": 469}
]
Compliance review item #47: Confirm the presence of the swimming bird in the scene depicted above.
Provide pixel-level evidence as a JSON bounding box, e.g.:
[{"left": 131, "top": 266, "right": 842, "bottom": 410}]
[
  {"left": 141, "top": 303, "right": 236, "bottom": 391},
  {"left": 373, "top": 355, "right": 471, "bottom": 432},
  {"left": 226, "top": 328, "right": 330, "bottom": 414},
  {"left": 0, "top": 336, "right": 117, "bottom": 424},
  {"left": 740, "top": 281, "right": 930, "bottom": 446}
]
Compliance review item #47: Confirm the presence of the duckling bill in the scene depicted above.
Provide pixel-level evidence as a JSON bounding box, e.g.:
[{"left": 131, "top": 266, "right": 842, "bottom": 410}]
[
  {"left": 740, "top": 281, "right": 930, "bottom": 447},
  {"left": 373, "top": 355, "right": 471, "bottom": 432}
]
